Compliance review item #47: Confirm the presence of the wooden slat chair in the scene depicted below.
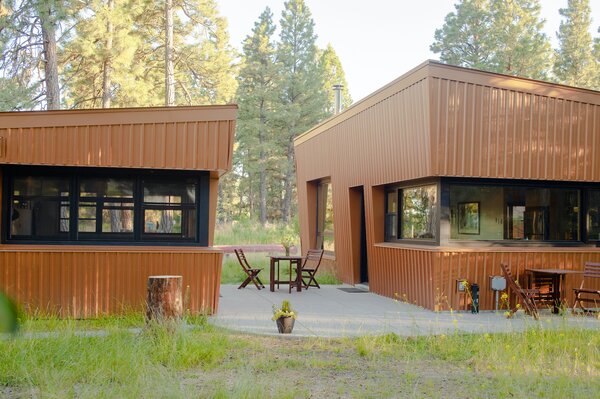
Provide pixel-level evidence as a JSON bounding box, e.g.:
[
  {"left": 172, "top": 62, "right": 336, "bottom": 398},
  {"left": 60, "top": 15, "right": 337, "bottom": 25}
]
[
  {"left": 500, "top": 263, "right": 540, "bottom": 320},
  {"left": 298, "top": 249, "right": 324, "bottom": 289},
  {"left": 527, "top": 273, "right": 555, "bottom": 308},
  {"left": 573, "top": 262, "right": 600, "bottom": 314},
  {"left": 234, "top": 249, "right": 265, "bottom": 290}
]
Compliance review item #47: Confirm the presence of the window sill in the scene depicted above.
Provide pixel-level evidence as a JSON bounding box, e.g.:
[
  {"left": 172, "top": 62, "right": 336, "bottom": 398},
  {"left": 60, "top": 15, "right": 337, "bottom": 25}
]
[{"left": 374, "top": 241, "right": 600, "bottom": 253}]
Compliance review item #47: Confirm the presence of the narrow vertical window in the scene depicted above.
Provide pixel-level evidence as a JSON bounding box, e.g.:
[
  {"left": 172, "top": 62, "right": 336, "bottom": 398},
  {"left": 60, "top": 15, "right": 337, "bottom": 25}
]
[
  {"left": 316, "top": 181, "right": 334, "bottom": 253},
  {"left": 587, "top": 190, "right": 600, "bottom": 241},
  {"left": 385, "top": 190, "right": 398, "bottom": 240}
]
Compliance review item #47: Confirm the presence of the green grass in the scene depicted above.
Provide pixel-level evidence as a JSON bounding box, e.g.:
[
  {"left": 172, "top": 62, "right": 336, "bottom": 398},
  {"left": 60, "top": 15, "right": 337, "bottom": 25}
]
[
  {"left": 1, "top": 317, "right": 598, "bottom": 398},
  {"left": 214, "top": 220, "right": 299, "bottom": 246}
]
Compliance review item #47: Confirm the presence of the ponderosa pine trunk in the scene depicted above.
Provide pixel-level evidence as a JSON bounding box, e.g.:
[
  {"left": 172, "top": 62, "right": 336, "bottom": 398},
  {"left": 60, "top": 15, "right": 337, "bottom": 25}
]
[
  {"left": 146, "top": 275, "right": 183, "bottom": 322},
  {"left": 165, "top": 0, "right": 175, "bottom": 106},
  {"left": 282, "top": 137, "right": 294, "bottom": 223},
  {"left": 40, "top": 5, "right": 60, "bottom": 110},
  {"left": 101, "top": 0, "right": 115, "bottom": 108},
  {"left": 258, "top": 106, "right": 267, "bottom": 226}
]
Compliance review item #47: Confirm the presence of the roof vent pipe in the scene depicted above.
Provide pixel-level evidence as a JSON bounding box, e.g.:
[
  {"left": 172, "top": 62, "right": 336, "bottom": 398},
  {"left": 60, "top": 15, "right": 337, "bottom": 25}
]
[{"left": 333, "top": 84, "right": 343, "bottom": 114}]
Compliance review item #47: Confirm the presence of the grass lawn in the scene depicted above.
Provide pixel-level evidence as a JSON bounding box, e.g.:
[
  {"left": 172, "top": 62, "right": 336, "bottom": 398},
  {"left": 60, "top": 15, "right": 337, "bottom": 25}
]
[{"left": 1, "top": 317, "right": 598, "bottom": 398}]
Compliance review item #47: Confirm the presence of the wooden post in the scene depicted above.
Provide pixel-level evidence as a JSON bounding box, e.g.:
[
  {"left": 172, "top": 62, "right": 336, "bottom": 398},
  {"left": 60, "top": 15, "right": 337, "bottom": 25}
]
[{"left": 146, "top": 275, "right": 183, "bottom": 322}]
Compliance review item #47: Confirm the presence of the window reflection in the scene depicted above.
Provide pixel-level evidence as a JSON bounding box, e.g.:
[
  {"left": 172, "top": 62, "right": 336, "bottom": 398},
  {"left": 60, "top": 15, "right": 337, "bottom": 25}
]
[
  {"left": 450, "top": 185, "right": 580, "bottom": 241},
  {"left": 401, "top": 185, "right": 437, "bottom": 240}
]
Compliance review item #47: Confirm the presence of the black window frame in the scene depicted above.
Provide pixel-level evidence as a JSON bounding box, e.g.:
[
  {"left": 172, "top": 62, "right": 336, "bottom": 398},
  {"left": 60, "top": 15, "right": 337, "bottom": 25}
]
[
  {"left": 384, "top": 180, "right": 440, "bottom": 245},
  {"left": 383, "top": 178, "right": 600, "bottom": 247},
  {"left": 2, "top": 166, "right": 210, "bottom": 246},
  {"left": 442, "top": 177, "right": 600, "bottom": 247}
]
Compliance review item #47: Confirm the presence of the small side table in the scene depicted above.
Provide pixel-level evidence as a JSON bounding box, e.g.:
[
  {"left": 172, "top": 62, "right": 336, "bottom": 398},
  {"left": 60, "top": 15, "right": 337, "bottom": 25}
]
[{"left": 269, "top": 256, "right": 303, "bottom": 293}]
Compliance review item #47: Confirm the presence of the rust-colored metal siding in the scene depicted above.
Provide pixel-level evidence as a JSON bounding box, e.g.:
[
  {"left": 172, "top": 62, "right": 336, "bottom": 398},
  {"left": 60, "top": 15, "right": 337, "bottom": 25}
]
[
  {"left": 0, "top": 246, "right": 222, "bottom": 317},
  {"left": 294, "top": 61, "right": 600, "bottom": 310},
  {"left": 0, "top": 106, "right": 237, "bottom": 174},
  {"left": 432, "top": 249, "right": 600, "bottom": 311},
  {"left": 429, "top": 76, "right": 600, "bottom": 180},
  {"left": 0, "top": 106, "right": 237, "bottom": 317},
  {"left": 295, "top": 73, "right": 432, "bottom": 284},
  {"left": 367, "top": 246, "right": 600, "bottom": 311}
]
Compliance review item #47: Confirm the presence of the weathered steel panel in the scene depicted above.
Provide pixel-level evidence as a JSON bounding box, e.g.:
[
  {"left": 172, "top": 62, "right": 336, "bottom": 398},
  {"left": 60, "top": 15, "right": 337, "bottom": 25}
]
[
  {"left": 0, "top": 106, "right": 237, "bottom": 174},
  {"left": 295, "top": 77, "right": 432, "bottom": 285},
  {"left": 0, "top": 247, "right": 222, "bottom": 317},
  {"left": 429, "top": 77, "right": 600, "bottom": 181}
]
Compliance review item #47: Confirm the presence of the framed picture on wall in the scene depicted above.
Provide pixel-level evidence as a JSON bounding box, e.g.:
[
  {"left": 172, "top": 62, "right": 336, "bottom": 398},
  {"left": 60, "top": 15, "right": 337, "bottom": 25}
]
[{"left": 458, "top": 202, "right": 480, "bottom": 235}]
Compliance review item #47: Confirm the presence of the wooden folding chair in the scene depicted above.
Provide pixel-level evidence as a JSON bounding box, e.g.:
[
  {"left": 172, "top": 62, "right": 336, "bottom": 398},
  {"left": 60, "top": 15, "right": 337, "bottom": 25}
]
[
  {"left": 298, "top": 249, "right": 324, "bottom": 289},
  {"left": 500, "top": 263, "right": 540, "bottom": 320},
  {"left": 234, "top": 249, "right": 265, "bottom": 290},
  {"left": 573, "top": 262, "right": 600, "bottom": 314}
]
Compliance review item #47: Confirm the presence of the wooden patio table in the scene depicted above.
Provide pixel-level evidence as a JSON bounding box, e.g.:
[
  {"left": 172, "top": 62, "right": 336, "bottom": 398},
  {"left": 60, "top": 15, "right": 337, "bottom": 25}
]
[
  {"left": 269, "top": 256, "right": 303, "bottom": 293},
  {"left": 524, "top": 268, "right": 583, "bottom": 314}
]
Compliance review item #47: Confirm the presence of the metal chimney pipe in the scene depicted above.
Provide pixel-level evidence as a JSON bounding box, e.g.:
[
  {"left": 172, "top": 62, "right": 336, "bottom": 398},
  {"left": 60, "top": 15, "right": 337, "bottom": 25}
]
[{"left": 333, "top": 84, "right": 343, "bottom": 114}]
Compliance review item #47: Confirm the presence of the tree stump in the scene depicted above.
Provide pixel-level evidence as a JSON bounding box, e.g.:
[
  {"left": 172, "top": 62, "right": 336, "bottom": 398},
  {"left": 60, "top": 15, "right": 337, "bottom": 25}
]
[{"left": 146, "top": 275, "right": 183, "bottom": 322}]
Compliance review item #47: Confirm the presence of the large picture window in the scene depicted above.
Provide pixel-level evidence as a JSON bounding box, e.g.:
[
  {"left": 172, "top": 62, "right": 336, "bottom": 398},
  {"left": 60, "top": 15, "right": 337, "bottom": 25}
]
[
  {"left": 316, "top": 180, "right": 334, "bottom": 253},
  {"left": 385, "top": 183, "right": 438, "bottom": 242},
  {"left": 4, "top": 167, "right": 207, "bottom": 245},
  {"left": 384, "top": 179, "right": 598, "bottom": 245},
  {"left": 449, "top": 184, "right": 582, "bottom": 242}
]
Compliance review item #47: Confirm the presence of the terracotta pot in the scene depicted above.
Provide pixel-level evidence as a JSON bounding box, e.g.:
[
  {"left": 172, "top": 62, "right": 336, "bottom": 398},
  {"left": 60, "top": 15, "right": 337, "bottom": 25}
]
[{"left": 276, "top": 316, "right": 295, "bottom": 334}]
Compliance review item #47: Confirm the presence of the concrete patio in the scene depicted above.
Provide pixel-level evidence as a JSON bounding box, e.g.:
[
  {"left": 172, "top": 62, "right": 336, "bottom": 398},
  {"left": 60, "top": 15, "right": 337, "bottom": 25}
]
[{"left": 209, "top": 284, "right": 599, "bottom": 338}]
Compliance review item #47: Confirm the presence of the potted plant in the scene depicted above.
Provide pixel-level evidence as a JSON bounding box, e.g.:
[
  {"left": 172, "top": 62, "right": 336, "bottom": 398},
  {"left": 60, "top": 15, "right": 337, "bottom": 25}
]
[
  {"left": 272, "top": 300, "right": 297, "bottom": 334},
  {"left": 280, "top": 234, "right": 295, "bottom": 256}
]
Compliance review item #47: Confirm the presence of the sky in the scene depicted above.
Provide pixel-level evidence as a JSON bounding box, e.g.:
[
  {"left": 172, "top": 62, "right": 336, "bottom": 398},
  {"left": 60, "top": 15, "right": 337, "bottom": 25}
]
[{"left": 217, "top": 0, "right": 600, "bottom": 102}]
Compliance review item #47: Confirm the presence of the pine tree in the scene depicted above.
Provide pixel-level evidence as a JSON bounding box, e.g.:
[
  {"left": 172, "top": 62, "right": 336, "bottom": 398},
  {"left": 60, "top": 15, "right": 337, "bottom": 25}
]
[
  {"left": 430, "top": 0, "right": 493, "bottom": 70},
  {"left": 0, "top": 0, "right": 75, "bottom": 110},
  {"left": 431, "top": 0, "right": 552, "bottom": 80},
  {"left": 320, "top": 44, "right": 352, "bottom": 112},
  {"left": 61, "top": 0, "right": 145, "bottom": 108},
  {"left": 276, "top": 0, "right": 328, "bottom": 222},
  {"left": 135, "top": 0, "right": 237, "bottom": 106},
  {"left": 553, "top": 0, "right": 596, "bottom": 89},
  {"left": 489, "top": 0, "right": 552, "bottom": 80},
  {"left": 235, "top": 7, "right": 281, "bottom": 225}
]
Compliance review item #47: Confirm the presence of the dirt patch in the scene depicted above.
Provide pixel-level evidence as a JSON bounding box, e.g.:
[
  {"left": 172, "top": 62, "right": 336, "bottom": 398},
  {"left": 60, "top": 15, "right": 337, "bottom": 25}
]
[{"left": 179, "top": 335, "right": 478, "bottom": 398}]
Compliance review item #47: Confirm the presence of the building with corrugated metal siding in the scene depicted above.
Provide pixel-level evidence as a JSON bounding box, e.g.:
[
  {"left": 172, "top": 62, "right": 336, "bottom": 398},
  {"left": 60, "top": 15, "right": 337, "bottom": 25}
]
[
  {"left": 0, "top": 105, "right": 236, "bottom": 317},
  {"left": 294, "top": 61, "right": 600, "bottom": 311}
]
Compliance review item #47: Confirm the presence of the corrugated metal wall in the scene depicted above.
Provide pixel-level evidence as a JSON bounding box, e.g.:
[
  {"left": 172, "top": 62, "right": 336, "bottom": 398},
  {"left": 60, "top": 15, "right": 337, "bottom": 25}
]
[
  {"left": 0, "top": 247, "right": 222, "bottom": 317},
  {"left": 296, "top": 77, "right": 432, "bottom": 283},
  {"left": 430, "top": 77, "right": 600, "bottom": 180},
  {"left": 433, "top": 249, "right": 600, "bottom": 311},
  {"left": 295, "top": 61, "right": 600, "bottom": 310},
  {"left": 0, "top": 106, "right": 236, "bottom": 173}
]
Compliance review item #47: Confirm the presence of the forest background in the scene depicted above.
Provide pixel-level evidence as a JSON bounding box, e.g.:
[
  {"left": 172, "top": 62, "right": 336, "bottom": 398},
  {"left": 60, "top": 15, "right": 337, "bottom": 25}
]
[{"left": 1, "top": 0, "right": 599, "bottom": 229}]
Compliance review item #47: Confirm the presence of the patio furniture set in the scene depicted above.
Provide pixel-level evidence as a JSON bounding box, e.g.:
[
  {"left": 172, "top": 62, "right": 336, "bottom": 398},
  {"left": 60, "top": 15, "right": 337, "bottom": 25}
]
[
  {"left": 500, "top": 262, "right": 600, "bottom": 319},
  {"left": 234, "top": 248, "right": 325, "bottom": 293}
]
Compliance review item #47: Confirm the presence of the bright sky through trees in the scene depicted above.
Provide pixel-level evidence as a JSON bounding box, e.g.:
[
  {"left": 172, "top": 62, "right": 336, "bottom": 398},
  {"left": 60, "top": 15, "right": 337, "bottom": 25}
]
[{"left": 218, "top": 0, "right": 600, "bottom": 101}]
